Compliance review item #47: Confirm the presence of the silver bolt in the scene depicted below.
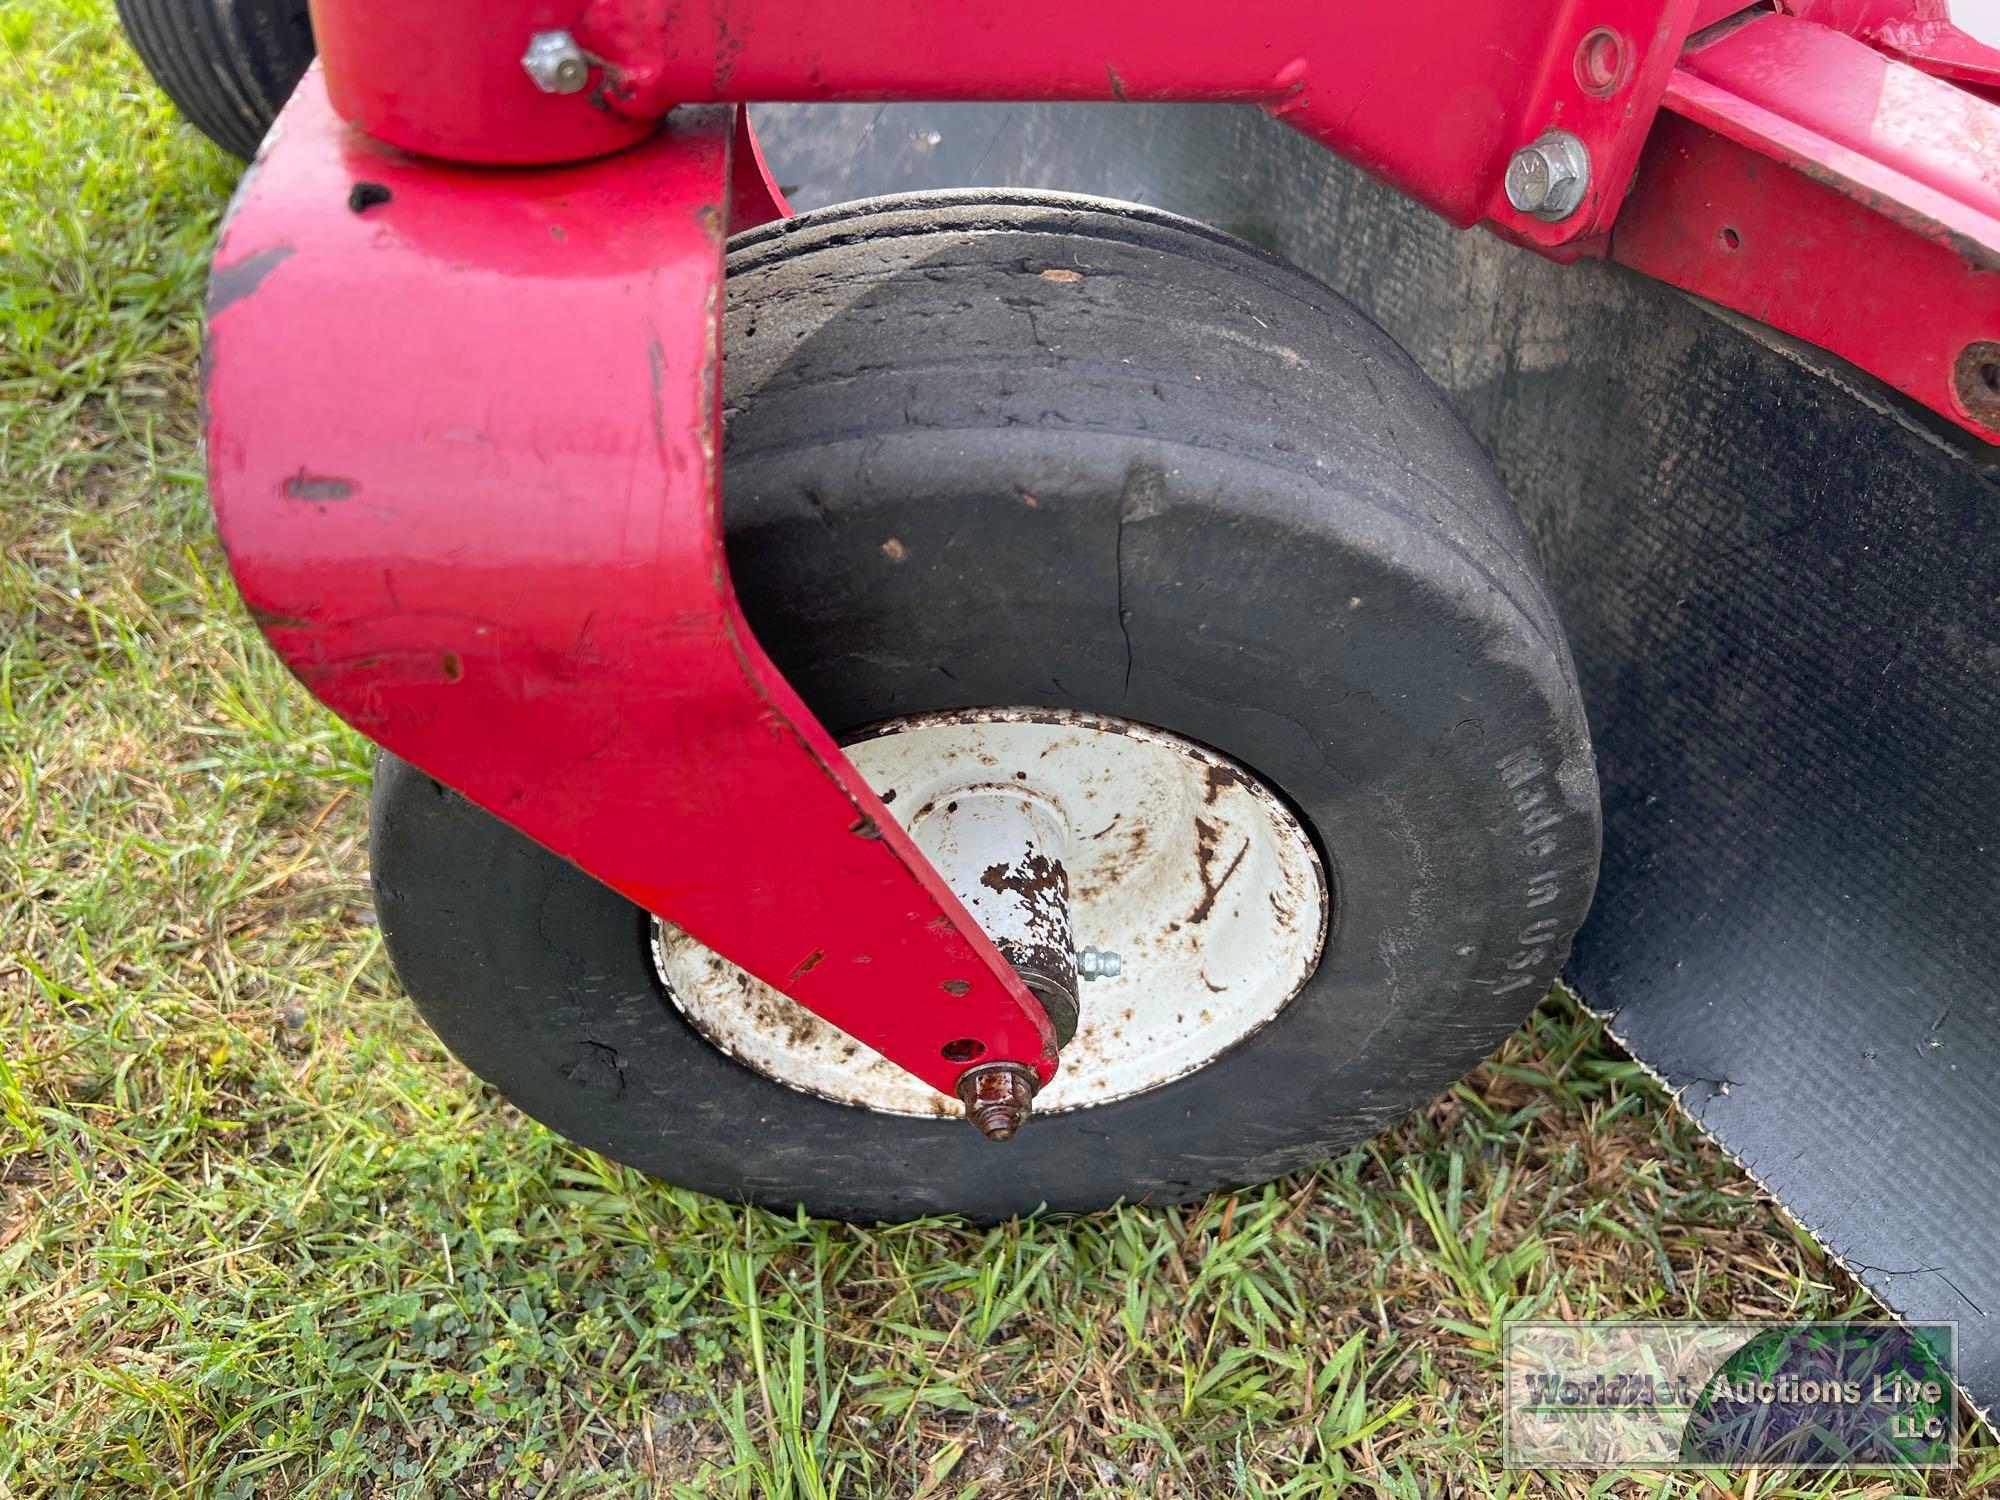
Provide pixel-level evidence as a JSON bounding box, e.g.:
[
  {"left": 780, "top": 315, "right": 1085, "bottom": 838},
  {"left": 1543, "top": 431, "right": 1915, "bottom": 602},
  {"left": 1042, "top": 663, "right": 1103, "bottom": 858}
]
[
  {"left": 1504, "top": 131, "right": 1591, "bottom": 222},
  {"left": 1076, "top": 947, "right": 1122, "bottom": 981},
  {"left": 522, "top": 31, "right": 591, "bottom": 95}
]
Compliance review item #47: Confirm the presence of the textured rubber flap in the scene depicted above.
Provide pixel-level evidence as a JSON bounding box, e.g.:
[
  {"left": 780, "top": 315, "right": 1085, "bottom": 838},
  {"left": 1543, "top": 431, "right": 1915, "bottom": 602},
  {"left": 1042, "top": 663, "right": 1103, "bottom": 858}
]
[{"left": 751, "top": 100, "right": 2000, "bottom": 1418}]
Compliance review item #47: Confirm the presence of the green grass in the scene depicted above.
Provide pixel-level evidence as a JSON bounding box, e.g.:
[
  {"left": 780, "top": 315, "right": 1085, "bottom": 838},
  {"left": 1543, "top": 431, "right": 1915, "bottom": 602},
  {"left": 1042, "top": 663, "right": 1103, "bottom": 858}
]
[{"left": 1, "top": 3, "right": 1992, "bottom": 1495}]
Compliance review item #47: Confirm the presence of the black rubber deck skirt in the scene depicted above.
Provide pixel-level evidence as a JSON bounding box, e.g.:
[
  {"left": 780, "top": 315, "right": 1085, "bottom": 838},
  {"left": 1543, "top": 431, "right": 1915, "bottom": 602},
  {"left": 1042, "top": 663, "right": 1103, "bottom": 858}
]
[{"left": 751, "top": 98, "right": 2000, "bottom": 1418}]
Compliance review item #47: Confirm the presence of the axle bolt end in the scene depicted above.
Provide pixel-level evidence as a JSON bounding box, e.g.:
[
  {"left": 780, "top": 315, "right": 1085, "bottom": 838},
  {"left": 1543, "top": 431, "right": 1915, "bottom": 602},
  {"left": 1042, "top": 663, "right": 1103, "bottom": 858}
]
[
  {"left": 957, "top": 1063, "right": 1038, "bottom": 1141},
  {"left": 1504, "top": 131, "right": 1591, "bottom": 222},
  {"left": 523, "top": 31, "right": 591, "bottom": 95}
]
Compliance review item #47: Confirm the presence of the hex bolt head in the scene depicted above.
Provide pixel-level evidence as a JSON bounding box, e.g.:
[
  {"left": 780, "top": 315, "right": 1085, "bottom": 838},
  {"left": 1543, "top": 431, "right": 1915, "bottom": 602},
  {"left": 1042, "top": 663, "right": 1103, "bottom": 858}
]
[
  {"left": 522, "top": 31, "right": 591, "bottom": 95},
  {"left": 1076, "top": 946, "right": 1122, "bottom": 981},
  {"left": 957, "top": 1063, "right": 1038, "bottom": 1141},
  {"left": 1504, "top": 131, "right": 1592, "bottom": 222}
]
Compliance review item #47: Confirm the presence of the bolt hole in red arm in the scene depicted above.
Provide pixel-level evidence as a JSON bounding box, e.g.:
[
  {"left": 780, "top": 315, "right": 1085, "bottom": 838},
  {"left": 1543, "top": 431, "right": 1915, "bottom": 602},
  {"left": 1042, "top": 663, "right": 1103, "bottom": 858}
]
[{"left": 212, "top": 0, "right": 2000, "bottom": 1124}]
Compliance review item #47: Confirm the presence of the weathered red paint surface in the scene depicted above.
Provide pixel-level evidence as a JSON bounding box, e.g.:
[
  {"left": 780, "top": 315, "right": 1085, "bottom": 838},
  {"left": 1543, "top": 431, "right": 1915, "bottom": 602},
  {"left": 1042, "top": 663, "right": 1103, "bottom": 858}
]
[
  {"left": 205, "top": 76, "right": 1057, "bottom": 1096},
  {"left": 1612, "top": 12, "right": 2000, "bottom": 440},
  {"left": 300, "top": 0, "right": 2000, "bottom": 441},
  {"left": 306, "top": 0, "right": 1698, "bottom": 251},
  {"left": 1785, "top": 0, "right": 2000, "bottom": 94}
]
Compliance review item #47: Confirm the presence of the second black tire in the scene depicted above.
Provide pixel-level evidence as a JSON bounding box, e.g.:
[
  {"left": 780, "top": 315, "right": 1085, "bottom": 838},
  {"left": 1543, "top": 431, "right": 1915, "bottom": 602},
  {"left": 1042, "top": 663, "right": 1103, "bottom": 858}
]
[
  {"left": 117, "top": 0, "right": 313, "bottom": 159},
  {"left": 372, "top": 192, "right": 1600, "bottom": 1220}
]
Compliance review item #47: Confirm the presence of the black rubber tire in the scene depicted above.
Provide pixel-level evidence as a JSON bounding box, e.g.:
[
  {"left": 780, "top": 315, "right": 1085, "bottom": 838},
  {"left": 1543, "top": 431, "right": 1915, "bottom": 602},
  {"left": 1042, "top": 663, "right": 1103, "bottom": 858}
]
[
  {"left": 117, "top": 0, "right": 312, "bottom": 160},
  {"left": 371, "top": 192, "right": 1600, "bottom": 1222}
]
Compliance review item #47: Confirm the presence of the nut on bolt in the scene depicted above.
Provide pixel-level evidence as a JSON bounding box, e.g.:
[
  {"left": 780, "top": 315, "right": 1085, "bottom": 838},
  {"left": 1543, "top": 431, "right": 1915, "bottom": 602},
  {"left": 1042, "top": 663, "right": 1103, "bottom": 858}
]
[
  {"left": 1504, "top": 131, "right": 1591, "bottom": 222},
  {"left": 522, "top": 31, "right": 591, "bottom": 95},
  {"left": 957, "top": 1063, "right": 1038, "bottom": 1141}
]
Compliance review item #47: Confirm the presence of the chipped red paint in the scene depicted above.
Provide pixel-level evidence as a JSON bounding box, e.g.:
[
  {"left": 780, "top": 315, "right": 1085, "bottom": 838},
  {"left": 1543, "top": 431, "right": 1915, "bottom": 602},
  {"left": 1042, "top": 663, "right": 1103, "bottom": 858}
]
[{"left": 204, "top": 75, "right": 1055, "bottom": 1097}]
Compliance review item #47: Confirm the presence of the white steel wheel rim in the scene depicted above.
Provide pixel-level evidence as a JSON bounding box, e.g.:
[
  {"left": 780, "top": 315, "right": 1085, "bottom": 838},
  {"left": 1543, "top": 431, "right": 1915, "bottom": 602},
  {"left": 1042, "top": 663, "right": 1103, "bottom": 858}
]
[{"left": 652, "top": 708, "right": 1330, "bottom": 1116}]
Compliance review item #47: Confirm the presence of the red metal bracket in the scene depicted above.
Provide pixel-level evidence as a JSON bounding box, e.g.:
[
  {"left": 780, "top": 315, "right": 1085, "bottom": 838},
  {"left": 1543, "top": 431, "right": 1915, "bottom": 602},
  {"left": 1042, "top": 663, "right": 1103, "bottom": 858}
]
[
  {"left": 205, "top": 78, "right": 1056, "bottom": 1097},
  {"left": 1610, "top": 10, "right": 2000, "bottom": 442},
  {"left": 308, "top": 0, "right": 1698, "bottom": 250},
  {"left": 300, "top": 0, "right": 2000, "bottom": 441}
]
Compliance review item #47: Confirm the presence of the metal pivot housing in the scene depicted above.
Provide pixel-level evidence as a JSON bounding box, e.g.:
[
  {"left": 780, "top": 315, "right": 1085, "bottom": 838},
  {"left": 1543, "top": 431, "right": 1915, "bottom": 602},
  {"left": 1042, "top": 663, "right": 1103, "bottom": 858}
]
[{"left": 908, "top": 786, "right": 1080, "bottom": 1050}]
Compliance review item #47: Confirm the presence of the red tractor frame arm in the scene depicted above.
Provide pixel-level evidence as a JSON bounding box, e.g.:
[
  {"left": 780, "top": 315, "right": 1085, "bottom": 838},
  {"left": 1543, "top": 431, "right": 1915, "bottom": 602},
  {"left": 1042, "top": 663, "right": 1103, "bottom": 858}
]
[
  {"left": 207, "top": 0, "right": 2000, "bottom": 1116},
  {"left": 207, "top": 96, "right": 1060, "bottom": 1100},
  {"left": 308, "top": 0, "right": 1702, "bottom": 253}
]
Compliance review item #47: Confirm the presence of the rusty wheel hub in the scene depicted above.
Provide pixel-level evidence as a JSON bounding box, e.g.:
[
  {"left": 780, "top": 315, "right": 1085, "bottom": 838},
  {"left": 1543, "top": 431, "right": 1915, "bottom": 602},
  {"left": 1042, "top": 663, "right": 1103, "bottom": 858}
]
[{"left": 654, "top": 709, "right": 1330, "bottom": 1120}]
